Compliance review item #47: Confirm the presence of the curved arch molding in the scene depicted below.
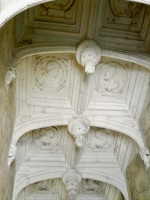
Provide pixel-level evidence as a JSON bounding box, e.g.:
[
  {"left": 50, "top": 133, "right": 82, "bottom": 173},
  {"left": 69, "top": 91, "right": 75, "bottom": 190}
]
[
  {"left": 12, "top": 169, "right": 130, "bottom": 200},
  {"left": 0, "top": 0, "right": 54, "bottom": 28}
]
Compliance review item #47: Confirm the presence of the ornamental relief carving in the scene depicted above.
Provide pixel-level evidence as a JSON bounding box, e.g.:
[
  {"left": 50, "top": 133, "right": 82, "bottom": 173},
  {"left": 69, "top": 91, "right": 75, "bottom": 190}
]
[
  {"left": 32, "top": 127, "right": 61, "bottom": 150},
  {"left": 79, "top": 179, "right": 104, "bottom": 193},
  {"left": 108, "top": 0, "right": 143, "bottom": 17},
  {"left": 95, "top": 62, "right": 126, "bottom": 96},
  {"left": 32, "top": 179, "right": 56, "bottom": 194},
  {"left": 34, "top": 56, "right": 68, "bottom": 92},
  {"left": 87, "top": 128, "right": 115, "bottom": 150},
  {"left": 106, "top": 0, "right": 144, "bottom": 26},
  {"left": 42, "top": 0, "right": 76, "bottom": 11}
]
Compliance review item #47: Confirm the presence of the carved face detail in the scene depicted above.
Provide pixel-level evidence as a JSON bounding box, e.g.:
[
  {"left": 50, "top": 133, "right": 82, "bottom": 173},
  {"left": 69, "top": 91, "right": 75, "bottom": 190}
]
[
  {"left": 81, "top": 48, "right": 98, "bottom": 73},
  {"left": 76, "top": 135, "right": 85, "bottom": 147},
  {"left": 46, "top": 62, "right": 60, "bottom": 78},
  {"left": 72, "top": 124, "right": 87, "bottom": 136},
  {"left": 66, "top": 181, "right": 78, "bottom": 190},
  {"left": 104, "top": 66, "right": 116, "bottom": 80},
  {"left": 41, "top": 129, "right": 54, "bottom": 145}
]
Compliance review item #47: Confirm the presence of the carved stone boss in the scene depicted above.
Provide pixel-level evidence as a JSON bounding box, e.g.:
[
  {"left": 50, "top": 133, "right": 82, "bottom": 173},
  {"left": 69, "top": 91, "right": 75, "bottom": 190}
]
[
  {"left": 8, "top": 144, "right": 17, "bottom": 166},
  {"left": 139, "top": 147, "right": 150, "bottom": 169},
  {"left": 5, "top": 67, "right": 16, "bottom": 90},
  {"left": 76, "top": 40, "right": 101, "bottom": 74},
  {"left": 68, "top": 116, "right": 90, "bottom": 148},
  {"left": 62, "top": 169, "right": 82, "bottom": 200}
]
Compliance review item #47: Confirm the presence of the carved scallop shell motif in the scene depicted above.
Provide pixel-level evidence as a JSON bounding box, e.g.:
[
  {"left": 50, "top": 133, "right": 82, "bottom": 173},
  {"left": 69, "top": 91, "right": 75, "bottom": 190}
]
[
  {"left": 32, "top": 127, "right": 61, "bottom": 150},
  {"left": 87, "top": 127, "right": 115, "bottom": 150},
  {"left": 95, "top": 62, "right": 126, "bottom": 95},
  {"left": 34, "top": 56, "right": 68, "bottom": 91},
  {"left": 79, "top": 179, "right": 104, "bottom": 193}
]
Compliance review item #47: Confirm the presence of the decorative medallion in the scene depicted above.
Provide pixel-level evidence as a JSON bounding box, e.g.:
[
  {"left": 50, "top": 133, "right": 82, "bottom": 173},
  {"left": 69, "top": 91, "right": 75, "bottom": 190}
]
[
  {"left": 95, "top": 62, "right": 126, "bottom": 96},
  {"left": 32, "top": 126, "right": 61, "bottom": 150},
  {"left": 108, "top": 0, "right": 143, "bottom": 17},
  {"left": 32, "top": 179, "right": 56, "bottom": 194},
  {"left": 34, "top": 56, "right": 68, "bottom": 91},
  {"left": 87, "top": 128, "right": 115, "bottom": 150},
  {"left": 79, "top": 179, "right": 104, "bottom": 193}
]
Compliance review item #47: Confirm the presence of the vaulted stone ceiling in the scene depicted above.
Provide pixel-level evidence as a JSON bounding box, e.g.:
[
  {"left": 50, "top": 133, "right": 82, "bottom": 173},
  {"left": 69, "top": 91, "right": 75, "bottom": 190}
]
[{"left": 7, "top": 0, "right": 150, "bottom": 200}]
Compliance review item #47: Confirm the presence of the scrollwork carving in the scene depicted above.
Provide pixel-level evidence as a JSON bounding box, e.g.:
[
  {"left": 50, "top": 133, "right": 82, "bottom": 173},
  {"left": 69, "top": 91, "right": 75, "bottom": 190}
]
[
  {"left": 87, "top": 128, "right": 115, "bottom": 150},
  {"left": 32, "top": 127, "right": 61, "bottom": 150},
  {"left": 95, "top": 62, "right": 126, "bottom": 96},
  {"left": 34, "top": 56, "right": 68, "bottom": 91},
  {"left": 32, "top": 179, "right": 56, "bottom": 194}
]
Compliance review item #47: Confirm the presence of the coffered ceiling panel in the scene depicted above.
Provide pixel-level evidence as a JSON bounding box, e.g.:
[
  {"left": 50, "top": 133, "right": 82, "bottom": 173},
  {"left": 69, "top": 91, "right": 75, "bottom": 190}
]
[{"left": 14, "top": 0, "right": 150, "bottom": 55}]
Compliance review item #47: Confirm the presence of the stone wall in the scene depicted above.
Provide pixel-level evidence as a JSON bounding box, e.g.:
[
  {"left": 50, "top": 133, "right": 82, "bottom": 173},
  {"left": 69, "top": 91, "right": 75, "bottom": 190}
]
[
  {"left": 0, "top": 18, "right": 15, "bottom": 200},
  {"left": 127, "top": 103, "right": 150, "bottom": 200}
]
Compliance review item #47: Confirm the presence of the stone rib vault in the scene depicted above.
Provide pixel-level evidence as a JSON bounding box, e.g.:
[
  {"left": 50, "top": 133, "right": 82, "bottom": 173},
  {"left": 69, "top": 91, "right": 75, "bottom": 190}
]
[{"left": 2, "top": 0, "right": 150, "bottom": 200}]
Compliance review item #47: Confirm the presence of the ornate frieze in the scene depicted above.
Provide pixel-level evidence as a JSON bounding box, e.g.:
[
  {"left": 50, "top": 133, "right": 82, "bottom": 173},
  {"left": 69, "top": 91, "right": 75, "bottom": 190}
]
[
  {"left": 32, "top": 127, "right": 61, "bottom": 150},
  {"left": 62, "top": 169, "right": 82, "bottom": 200},
  {"left": 76, "top": 40, "right": 101, "bottom": 74},
  {"left": 32, "top": 179, "right": 56, "bottom": 194},
  {"left": 8, "top": 144, "right": 17, "bottom": 166},
  {"left": 5, "top": 67, "right": 16, "bottom": 90},
  {"left": 95, "top": 62, "right": 126, "bottom": 96},
  {"left": 34, "top": 55, "right": 68, "bottom": 91},
  {"left": 87, "top": 128, "right": 115, "bottom": 150},
  {"left": 68, "top": 116, "right": 90, "bottom": 147},
  {"left": 79, "top": 179, "right": 104, "bottom": 193},
  {"left": 139, "top": 147, "right": 150, "bottom": 169}
]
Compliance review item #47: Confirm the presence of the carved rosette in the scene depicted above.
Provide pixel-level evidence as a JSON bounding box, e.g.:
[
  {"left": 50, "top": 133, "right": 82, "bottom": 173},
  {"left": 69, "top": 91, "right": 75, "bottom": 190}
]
[
  {"left": 87, "top": 128, "right": 115, "bottom": 150},
  {"left": 62, "top": 169, "right": 82, "bottom": 200},
  {"left": 5, "top": 67, "right": 17, "bottom": 90},
  {"left": 32, "top": 126, "right": 61, "bottom": 150},
  {"left": 8, "top": 144, "right": 17, "bottom": 166},
  {"left": 76, "top": 40, "right": 101, "bottom": 74},
  {"left": 139, "top": 147, "right": 150, "bottom": 169},
  {"left": 68, "top": 116, "right": 90, "bottom": 147}
]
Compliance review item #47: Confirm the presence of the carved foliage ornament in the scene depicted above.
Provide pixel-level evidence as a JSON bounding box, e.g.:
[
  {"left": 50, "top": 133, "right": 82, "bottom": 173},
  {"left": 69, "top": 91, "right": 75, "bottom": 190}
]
[
  {"left": 32, "top": 126, "right": 61, "bottom": 150},
  {"left": 34, "top": 56, "right": 68, "bottom": 91},
  {"left": 79, "top": 179, "right": 104, "bottom": 193},
  {"left": 139, "top": 147, "right": 150, "bottom": 169},
  {"left": 62, "top": 169, "right": 82, "bottom": 200},
  {"left": 87, "top": 128, "right": 115, "bottom": 150},
  {"left": 95, "top": 62, "right": 126, "bottom": 96},
  {"left": 8, "top": 144, "right": 17, "bottom": 166},
  {"left": 68, "top": 116, "right": 90, "bottom": 147},
  {"left": 32, "top": 179, "right": 56, "bottom": 194},
  {"left": 5, "top": 67, "right": 16, "bottom": 90},
  {"left": 76, "top": 40, "right": 101, "bottom": 74}
]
